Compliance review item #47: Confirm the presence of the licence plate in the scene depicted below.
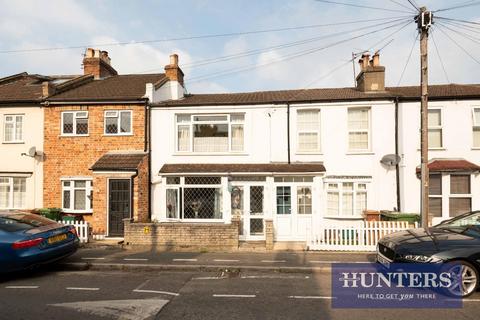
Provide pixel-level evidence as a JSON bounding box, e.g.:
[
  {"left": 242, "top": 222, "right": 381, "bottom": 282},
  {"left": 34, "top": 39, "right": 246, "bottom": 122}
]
[
  {"left": 48, "top": 233, "right": 67, "bottom": 244},
  {"left": 377, "top": 253, "right": 391, "bottom": 268}
]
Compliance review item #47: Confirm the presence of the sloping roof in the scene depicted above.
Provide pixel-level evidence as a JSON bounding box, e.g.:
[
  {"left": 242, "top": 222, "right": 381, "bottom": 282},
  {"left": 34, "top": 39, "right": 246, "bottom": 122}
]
[
  {"left": 48, "top": 73, "right": 166, "bottom": 102},
  {"left": 153, "top": 84, "right": 480, "bottom": 107},
  {"left": 90, "top": 152, "right": 147, "bottom": 171},
  {"left": 159, "top": 163, "right": 326, "bottom": 175},
  {"left": 416, "top": 159, "right": 480, "bottom": 173}
]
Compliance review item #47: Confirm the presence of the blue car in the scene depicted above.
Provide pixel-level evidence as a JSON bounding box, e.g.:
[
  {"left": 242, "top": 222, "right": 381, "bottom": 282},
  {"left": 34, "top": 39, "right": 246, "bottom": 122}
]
[{"left": 0, "top": 211, "right": 79, "bottom": 273}]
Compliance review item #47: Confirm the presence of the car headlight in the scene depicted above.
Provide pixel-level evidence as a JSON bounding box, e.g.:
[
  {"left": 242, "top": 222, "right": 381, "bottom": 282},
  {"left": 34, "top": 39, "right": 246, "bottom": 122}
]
[{"left": 402, "top": 254, "right": 443, "bottom": 263}]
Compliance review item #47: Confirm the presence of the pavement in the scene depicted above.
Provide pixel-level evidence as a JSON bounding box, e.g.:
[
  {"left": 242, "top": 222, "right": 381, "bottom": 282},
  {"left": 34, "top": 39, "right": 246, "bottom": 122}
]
[{"left": 61, "top": 247, "right": 377, "bottom": 273}]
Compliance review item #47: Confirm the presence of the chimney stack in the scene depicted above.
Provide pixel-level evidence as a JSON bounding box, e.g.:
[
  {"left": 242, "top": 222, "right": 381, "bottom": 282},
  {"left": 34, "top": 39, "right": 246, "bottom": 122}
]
[
  {"left": 82, "top": 48, "right": 118, "bottom": 79},
  {"left": 41, "top": 81, "right": 55, "bottom": 98},
  {"left": 356, "top": 51, "right": 385, "bottom": 92},
  {"left": 164, "top": 54, "right": 184, "bottom": 86}
]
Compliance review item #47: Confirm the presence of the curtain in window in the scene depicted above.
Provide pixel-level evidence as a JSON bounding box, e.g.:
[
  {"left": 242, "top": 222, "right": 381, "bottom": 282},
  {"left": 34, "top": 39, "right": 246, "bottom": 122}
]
[
  {"left": 166, "top": 189, "right": 178, "bottom": 218},
  {"left": 355, "top": 192, "right": 367, "bottom": 216},
  {"left": 429, "top": 175, "right": 442, "bottom": 195},
  {"left": 15, "top": 116, "right": 23, "bottom": 141},
  {"left": 428, "top": 110, "right": 442, "bottom": 148},
  {"left": 348, "top": 109, "right": 369, "bottom": 130},
  {"left": 4, "top": 118, "right": 13, "bottom": 142},
  {"left": 449, "top": 198, "right": 471, "bottom": 217},
  {"left": 474, "top": 109, "right": 480, "bottom": 147},
  {"left": 63, "top": 113, "right": 74, "bottom": 134},
  {"left": 450, "top": 175, "right": 470, "bottom": 194},
  {"left": 74, "top": 190, "right": 86, "bottom": 210},
  {"left": 177, "top": 125, "right": 190, "bottom": 151},
  {"left": 298, "top": 110, "right": 319, "bottom": 152},
  {"left": 348, "top": 132, "right": 368, "bottom": 150},
  {"left": 12, "top": 178, "right": 26, "bottom": 208},
  {"left": 428, "top": 197, "right": 442, "bottom": 217},
  {"left": 231, "top": 124, "right": 244, "bottom": 151},
  {"left": 327, "top": 192, "right": 339, "bottom": 216},
  {"left": 120, "top": 112, "right": 131, "bottom": 133}
]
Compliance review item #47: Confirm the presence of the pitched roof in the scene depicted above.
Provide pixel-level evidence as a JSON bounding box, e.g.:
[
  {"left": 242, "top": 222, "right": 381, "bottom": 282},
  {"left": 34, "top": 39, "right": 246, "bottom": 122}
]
[
  {"left": 90, "top": 152, "right": 147, "bottom": 171},
  {"left": 153, "top": 84, "right": 480, "bottom": 107},
  {"left": 416, "top": 159, "right": 480, "bottom": 173},
  {"left": 48, "top": 73, "right": 166, "bottom": 102},
  {"left": 159, "top": 163, "right": 326, "bottom": 175}
]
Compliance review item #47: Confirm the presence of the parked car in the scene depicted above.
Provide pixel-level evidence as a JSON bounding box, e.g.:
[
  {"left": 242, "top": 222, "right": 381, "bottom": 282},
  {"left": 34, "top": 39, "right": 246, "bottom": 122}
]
[
  {"left": 0, "top": 211, "right": 79, "bottom": 273},
  {"left": 377, "top": 210, "right": 480, "bottom": 297}
]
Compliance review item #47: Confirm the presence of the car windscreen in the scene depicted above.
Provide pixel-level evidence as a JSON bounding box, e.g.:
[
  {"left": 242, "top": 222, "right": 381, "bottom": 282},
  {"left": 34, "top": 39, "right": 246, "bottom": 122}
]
[
  {"left": 0, "top": 214, "right": 56, "bottom": 233},
  {"left": 438, "top": 211, "right": 480, "bottom": 229}
]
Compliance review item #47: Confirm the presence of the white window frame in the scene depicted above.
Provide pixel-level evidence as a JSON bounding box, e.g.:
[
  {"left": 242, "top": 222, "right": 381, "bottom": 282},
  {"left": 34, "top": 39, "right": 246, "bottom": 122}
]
[
  {"left": 296, "top": 109, "right": 321, "bottom": 153},
  {"left": 3, "top": 114, "right": 24, "bottom": 143},
  {"left": 472, "top": 107, "right": 480, "bottom": 148},
  {"left": 104, "top": 110, "right": 133, "bottom": 136},
  {"left": 325, "top": 181, "right": 368, "bottom": 218},
  {"left": 61, "top": 179, "right": 93, "bottom": 213},
  {"left": 347, "top": 107, "right": 371, "bottom": 152},
  {"left": 427, "top": 108, "right": 443, "bottom": 149},
  {"left": 0, "top": 177, "right": 27, "bottom": 209},
  {"left": 61, "top": 111, "right": 89, "bottom": 136},
  {"left": 175, "top": 113, "right": 245, "bottom": 153}
]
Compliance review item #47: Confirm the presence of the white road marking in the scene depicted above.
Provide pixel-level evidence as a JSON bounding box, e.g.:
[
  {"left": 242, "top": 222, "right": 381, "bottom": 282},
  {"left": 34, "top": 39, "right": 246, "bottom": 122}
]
[
  {"left": 133, "top": 289, "right": 179, "bottom": 296},
  {"left": 81, "top": 257, "right": 105, "bottom": 260},
  {"left": 214, "top": 259, "right": 240, "bottom": 262},
  {"left": 5, "top": 286, "right": 39, "bottom": 289},
  {"left": 309, "top": 261, "right": 367, "bottom": 264},
  {"left": 172, "top": 258, "right": 197, "bottom": 262},
  {"left": 289, "top": 295, "right": 335, "bottom": 299},
  {"left": 261, "top": 260, "right": 286, "bottom": 263},
  {"left": 123, "top": 258, "right": 149, "bottom": 261},
  {"left": 192, "top": 276, "right": 227, "bottom": 280},
  {"left": 66, "top": 287, "right": 100, "bottom": 291},
  {"left": 213, "top": 294, "right": 256, "bottom": 298},
  {"left": 241, "top": 275, "right": 309, "bottom": 279}
]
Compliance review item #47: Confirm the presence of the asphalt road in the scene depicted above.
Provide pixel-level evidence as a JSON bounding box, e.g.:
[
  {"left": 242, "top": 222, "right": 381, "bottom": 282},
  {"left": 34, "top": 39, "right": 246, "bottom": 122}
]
[{"left": 1, "top": 268, "right": 480, "bottom": 320}]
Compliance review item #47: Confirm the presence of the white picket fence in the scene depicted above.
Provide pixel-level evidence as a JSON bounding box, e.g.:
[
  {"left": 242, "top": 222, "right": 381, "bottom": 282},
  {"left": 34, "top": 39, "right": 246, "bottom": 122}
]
[
  {"left": 58, "top": 220, "right": 89, "bottom": 243},
  {"left": 308, "top": 221, "right": 418, "bottom": 251}
]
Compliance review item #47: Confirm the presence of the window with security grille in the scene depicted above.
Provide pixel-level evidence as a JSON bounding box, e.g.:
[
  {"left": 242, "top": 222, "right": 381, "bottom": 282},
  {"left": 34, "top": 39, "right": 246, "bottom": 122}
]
[
  {"left": 62, "top": 111, "right": 88, "bottom": 135},
  {"left": 175, "top": 113, "right": 244, "bottom": 153},
  {"left": 428, "top": 109, "right": 443, "bottom": 148},
  {"left": 104, "top": 110, "right": 132, "bottom": 135},
  {"left": 3, "top": 115, "right": 24, "bottom": 143},
  {"left": 348, "top": 108, "right": 370, "bottom": 151},
  {"left": 326, "top": 182, "right": 367, "bottom": 217},
  {"left": 0, "top": 177, "right": 26, "bottom": 209},
  {"left": 297, "top": 109, "right": 320, "bottom": 152},
  {"left": 276, "top": 186, "right": 291, "bottom": 214},
  {"left": 62, "top": 179, "right": 93, "bottom": 213}
]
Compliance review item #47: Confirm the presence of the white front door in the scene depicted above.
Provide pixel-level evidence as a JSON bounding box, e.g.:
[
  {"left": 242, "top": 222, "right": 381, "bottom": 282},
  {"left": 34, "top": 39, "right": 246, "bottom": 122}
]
[
  {"left": 231, "top": 183, "right": 265, "bottom": 241},
  {"left": 274, "top": 185, "right": 313, "bottom": 241}
]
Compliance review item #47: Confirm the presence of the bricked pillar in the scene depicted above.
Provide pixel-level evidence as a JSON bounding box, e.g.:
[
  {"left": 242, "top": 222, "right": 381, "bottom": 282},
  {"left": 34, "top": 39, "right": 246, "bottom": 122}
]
[{"left": 265, "top": 219, "right": 274, "bottom": 250}]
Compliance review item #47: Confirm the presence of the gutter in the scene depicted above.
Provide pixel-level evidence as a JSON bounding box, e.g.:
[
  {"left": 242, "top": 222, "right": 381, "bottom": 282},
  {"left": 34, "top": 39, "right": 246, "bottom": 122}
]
[
  {"left": 146, "top": 100, "right": 152, "bottom": 221},
  {"left": 395, "top": 96, "right": 401, "bottom": 211}
]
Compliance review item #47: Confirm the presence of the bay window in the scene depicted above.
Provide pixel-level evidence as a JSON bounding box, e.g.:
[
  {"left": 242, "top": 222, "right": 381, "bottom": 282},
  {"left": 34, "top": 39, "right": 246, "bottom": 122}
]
[
  {"left": 326, "top": 182, "right": 367, "bottom": 217},
  {"left": 62, "top": 180, "right": 93, "bottom": 213},
  {"left": 428, "top": 174, "right": 472, "bottom": 218},
  {"left": 4, "top": 115, "right": 24, "bottom": 143},
  {"left": 348, "top": 108, "right": 370, "bottom": 151},
  {"left": 0, "top": 177, "right": 26, "bottom": 209},
  {"left": 297, "top": 109, "right": 320, "bottom": 153},
  {"left": 62, "top": 111, "right": 88, "bottom": 136},
  {"left": 175, "top": 114, "right": 244, "bottom": 153}
]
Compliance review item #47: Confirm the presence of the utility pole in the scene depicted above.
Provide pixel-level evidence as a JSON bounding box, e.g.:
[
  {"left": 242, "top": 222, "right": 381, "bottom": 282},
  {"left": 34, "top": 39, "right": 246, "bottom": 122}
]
[{"left": 416, "top": 7, "right": 433, "bottom": 228}]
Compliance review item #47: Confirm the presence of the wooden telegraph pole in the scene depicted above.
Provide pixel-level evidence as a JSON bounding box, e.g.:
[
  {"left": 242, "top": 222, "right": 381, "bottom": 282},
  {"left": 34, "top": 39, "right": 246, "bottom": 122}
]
[{"left": 416, "top": 7, "right": 433, "bottom": 228}]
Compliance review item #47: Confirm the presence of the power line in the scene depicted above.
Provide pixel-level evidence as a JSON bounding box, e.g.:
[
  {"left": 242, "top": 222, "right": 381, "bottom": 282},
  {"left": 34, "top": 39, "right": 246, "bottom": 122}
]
[
  {"left": 437, "top": 22, "right": 480, "bottom": 45},
  {"left": 439, "top": 20, "right": 480, "bottom": 35},
  {"left": 0, "top": 16, "right": 412, "bottom": 54},
  {"left": 431, "top": 28, "right": 450, "bottom": 83},
  {"left": 436, "top": 16, "right": 480, "bottom": 27},
  {"left": 389, "top": 0, "right": 417, "bottom": 13},
  {"left": 314, "top": 0, "right": 413, "bottom": 14},
  {"left": 436, "top": 24, "right": 480, "bottom": 66},
  {"left": 406, "top": 0, "right": 420, "bottom": 11},
  {"left": 397, "top": 30, "right": 419, "bottom": 85},
  {"left": 434, "top": 0, "right": 480, "bottom": 13}
]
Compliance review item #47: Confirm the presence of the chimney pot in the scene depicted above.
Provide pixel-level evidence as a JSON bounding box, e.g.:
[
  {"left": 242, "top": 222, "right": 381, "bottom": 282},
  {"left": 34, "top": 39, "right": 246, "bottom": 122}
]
[
  {"left": 372, "top": 52, "right": 380, "bottom": 67},
  {"left": 170, "top": 54, "right": 179, "bottom": 66}
]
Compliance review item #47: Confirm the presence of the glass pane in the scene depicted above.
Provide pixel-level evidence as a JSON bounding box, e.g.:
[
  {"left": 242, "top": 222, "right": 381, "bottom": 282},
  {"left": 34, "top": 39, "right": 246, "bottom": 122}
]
[
  {"left": 450, "top": 175, "right": 470, "bottom": 194},
  {"left": 0, "top": 181, "right": 10, "bottom": 208},
  {"left": 250, "top": 218, "right": 264, "bottom": 235},
  {"left": 231, "top": 124, "right": 244, "bottom": 152},
  {"left": 250, "top": 186, "right": 263, "bottom": 215},
  {"left": 177, "top": 125, "right": 190, "bottom": 151},
  {"left": 356, "top": 192, "right": 367, "bottom": 216},
  {"left": 298, "top": 132, "right": 319, "bottom": 151},
  {"left": 428, "top": 109, "right": 441, "bottom": 126},
  {"left": 230, "top": 114, "right": 245, "bottom": 122},
  {"left": 428, "top": 129, "right": 442, "bottom": 148},
  {"left": 74, "top": 190, "right": 86, "bottom": 210},
  {"left": 166, "top": 177, "right": 180, "bottom": 185},
  {"left": 12, "top": 178, "right": 26, "bottom": 208},
  {"left": 327, "top": 192, "right": 339, "bottom": 216},
  {"left": 185, "top": 176, "right": 221, "bottom": 185},
  {"left": 428, "top": 197, "right": 442, "bottom": 217},
  {"left": 297, "top": 187, "right": 312, "bottom": 214},
  {"left": 193, "top": 124, "right": 228, "bottom": 152},
  {"left": 105, "top": 117, "right": 118, "bottom": 134},
  {"left": 473, "top": 128, "right": 480, "bottom": 148},
  {"left": 183, "top": 187, "right": 222, "bottom": 219},
  {"left": 63, "top": 190, "right": 71, "bottom": 209},
  {"left": 231, "top": 186, "right": 243, "bottom": 214},
  {"left": 358, "top": 183, "right": 367, "bottom": 190},
  {"left": 342, "top": 193, "right": 353, "bottom": 216},
  {"left": 105, "top": 111, "right": 117, "bottom": 117},
  {"left": 297, "top": 110, "right": 319, "bottom": 131},
  {"left": 343, "top": 182, "right": 353, "bottom": 190},
  {"left": 449, "top": 198, "right": 471, "bottom": 217},
  {"left": 15, "top": 116, "right": 23, "bottom": 141},
  {"left": 76, "top": 118, "right": 88, "bottom": 135},
  {"left": 348, "top": 108, "right": 369, "bottom": 130},
  {"left": 120, "top": 112, "right": 131, "bottom": 133},
  {"left": 348, "top": 132, "right": 368, "bottom": 150},
  {"left": 276, "top": 186, "right": 291, "bottom": 215},
  {"left": 63, "top": 113, "right": 73, "bottom": 134},
  {"left": 474, "top": 109, "right": 480, "bottom": 125},
  {"left": 328, "top": 183, "right": 338, "bottom": 189},
  {"left": 4, "top": 122, "right": 13, "bottom": 142},
  {"left": 76, "top": 112, "right": 88, "bottom": 118},
  {"left": 74, "top": 181, "right": 86, "bottom": 188},
  {"left": 193, "top": 115, "right": 227, "bottom": 122},
  {"left": 429, "top": 175, "right": 442, "bottom": 195},
  {"left": 176, "top": 114, "right": 191, "bottom": 123},
  {"left": 166, "top": 189, "right": 178, "bottom": 218}
]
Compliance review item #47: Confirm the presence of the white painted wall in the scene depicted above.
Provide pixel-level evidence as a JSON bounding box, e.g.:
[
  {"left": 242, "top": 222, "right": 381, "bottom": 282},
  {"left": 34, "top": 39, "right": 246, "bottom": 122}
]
[{"left": 0, "top": 105, "right": 44, "bottom": 209}]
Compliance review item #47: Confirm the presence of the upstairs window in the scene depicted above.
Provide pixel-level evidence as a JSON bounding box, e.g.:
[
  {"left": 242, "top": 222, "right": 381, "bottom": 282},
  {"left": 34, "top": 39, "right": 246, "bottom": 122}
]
[
  {"left": 473, "top": 108, "right": 480, "bottom": 148},
  {"left": 297, "top": 109, "right": 320, "bottom": 153},
  {"left": 62, "top": 111, "right": 88, "bottom": 136},
  {"left": 176, "top": 114, "right": 245, "bottom": 153},
  {"left": 428, "top": 109, "right": 442, "bottom": 148},
  {"left": 104, "top": 110, "right": 132, "bottom": 135},
  {"left": 348, "top": 108, "right": 370, "bottom": 151},
  {"left": 3, "top": 115, "right": 24, "bottom": 143}
]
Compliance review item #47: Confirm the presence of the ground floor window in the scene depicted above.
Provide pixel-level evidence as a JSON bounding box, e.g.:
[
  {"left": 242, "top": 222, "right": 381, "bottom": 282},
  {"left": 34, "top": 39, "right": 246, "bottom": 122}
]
[
  {"left": 62, "top": 180, "right": 93, "bottom": 213},
  {"left": 429, "top": 174, "right": 472, "bottom": 218},
  {"left": 276, "top": 186, "right": 291, "bottom": 214},
  {"left": 0, "top": 177, "right": 26, "bottom": 209},
  {"left": 326, "top": 182, "right": 367, "bottom": 217},
  {"left": 166, "top": 176, "right": 223, "bottom": 220}
]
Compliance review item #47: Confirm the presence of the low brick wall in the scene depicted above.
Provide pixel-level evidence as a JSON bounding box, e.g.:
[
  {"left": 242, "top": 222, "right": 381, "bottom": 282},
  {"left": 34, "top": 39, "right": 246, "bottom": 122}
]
[{"left": 124, "top": 219, "right": 240, "bottom": 251}]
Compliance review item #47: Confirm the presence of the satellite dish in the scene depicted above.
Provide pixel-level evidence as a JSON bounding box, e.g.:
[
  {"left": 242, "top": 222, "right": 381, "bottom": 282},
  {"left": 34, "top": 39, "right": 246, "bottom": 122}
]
[
  {"left": 28, "top": 146, "right": 37, "bottom": 157},
  {"left": 380, "top": 154, "right": 401, "bottom": 166}
]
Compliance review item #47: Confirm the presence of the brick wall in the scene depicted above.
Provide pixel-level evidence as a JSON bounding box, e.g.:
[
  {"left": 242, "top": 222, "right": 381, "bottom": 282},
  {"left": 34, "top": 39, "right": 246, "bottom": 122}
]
[
  {"left": 124, "top": 219, "right": 240, "bottom": 251},
  {"left": 133, "top": 155, "right": 149, "bottom": 223}
]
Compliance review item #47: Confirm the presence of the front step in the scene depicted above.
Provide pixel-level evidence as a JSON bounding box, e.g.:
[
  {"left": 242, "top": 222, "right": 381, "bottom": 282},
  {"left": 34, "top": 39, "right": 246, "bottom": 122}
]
[{"left": 238, "top": 241, "right": 267, "bottom": 252}]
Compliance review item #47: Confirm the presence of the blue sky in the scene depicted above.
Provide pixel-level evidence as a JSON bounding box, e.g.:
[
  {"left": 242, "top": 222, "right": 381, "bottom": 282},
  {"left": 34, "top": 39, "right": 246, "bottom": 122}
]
[{"left": 0, "top": 0, "right": 479, "bottom": 93}]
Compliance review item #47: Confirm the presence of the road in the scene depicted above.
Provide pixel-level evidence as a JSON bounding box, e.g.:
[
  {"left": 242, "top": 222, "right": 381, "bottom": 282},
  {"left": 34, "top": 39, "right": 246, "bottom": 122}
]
[{"left": 1, "top": 268, "right": 480, "bottom": 320}]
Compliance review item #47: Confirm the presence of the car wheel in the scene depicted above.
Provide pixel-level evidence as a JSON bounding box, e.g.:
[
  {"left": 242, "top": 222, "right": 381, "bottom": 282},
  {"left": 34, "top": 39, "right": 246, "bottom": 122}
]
[{"left": 444, "top": 260, "right": 479, "bottom": 298}]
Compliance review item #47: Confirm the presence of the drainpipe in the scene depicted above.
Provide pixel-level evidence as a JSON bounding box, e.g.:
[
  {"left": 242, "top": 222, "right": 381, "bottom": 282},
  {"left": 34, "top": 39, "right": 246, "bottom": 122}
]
[
  {"left": 287, "top": 102, "right": 291, "bottom": 164},
  {"left": 395, "top": 97, "right": 401, "bottom": 212},
  {"left": 145, "top": 100, "right": 152, "bottom": 221}
]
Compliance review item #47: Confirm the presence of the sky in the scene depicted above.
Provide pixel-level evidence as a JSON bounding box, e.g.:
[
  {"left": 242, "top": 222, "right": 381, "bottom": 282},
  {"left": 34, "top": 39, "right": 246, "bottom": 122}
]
[{"left": 0, "top": 0, "right": 479, "bottom": 94}]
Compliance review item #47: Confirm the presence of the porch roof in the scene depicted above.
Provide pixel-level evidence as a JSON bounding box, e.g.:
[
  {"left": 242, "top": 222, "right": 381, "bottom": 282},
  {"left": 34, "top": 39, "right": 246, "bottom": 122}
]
[
  {"left": 90, "top": 152, "right": 147, "bottom": 172},
  {"left": 416, "top": 159, "right": 480, "bottom": 174},
  {"left": 159, "top": 163, "right": 326, "bottom": 175}
]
